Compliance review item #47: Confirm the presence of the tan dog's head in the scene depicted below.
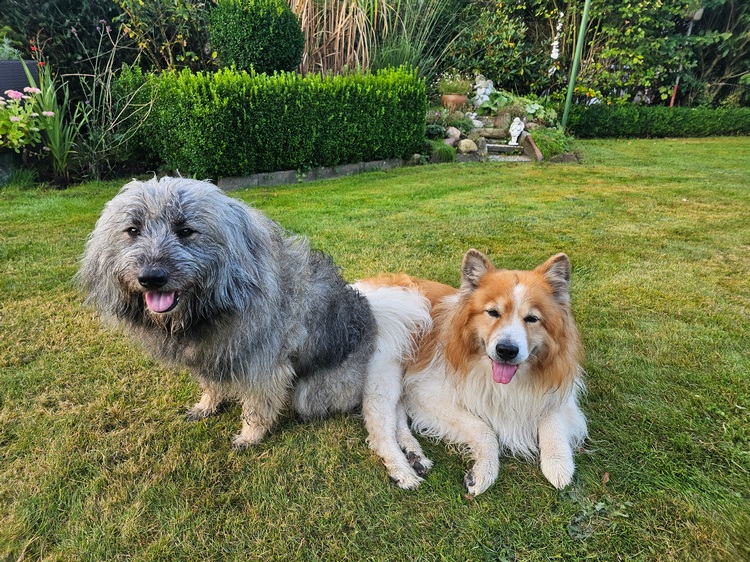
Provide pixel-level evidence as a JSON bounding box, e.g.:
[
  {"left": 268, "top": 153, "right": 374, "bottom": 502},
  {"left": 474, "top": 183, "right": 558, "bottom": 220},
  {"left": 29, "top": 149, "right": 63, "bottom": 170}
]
[{"left": 446, "top": 249, "right": 580, "bottom": 388}]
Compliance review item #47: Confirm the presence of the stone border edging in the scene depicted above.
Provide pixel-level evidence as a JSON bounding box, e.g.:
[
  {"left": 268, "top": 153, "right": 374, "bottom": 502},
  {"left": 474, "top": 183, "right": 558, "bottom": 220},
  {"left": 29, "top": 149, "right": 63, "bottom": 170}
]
[{"left": 218, "top": 158, "right": 406, "bottom": 191}]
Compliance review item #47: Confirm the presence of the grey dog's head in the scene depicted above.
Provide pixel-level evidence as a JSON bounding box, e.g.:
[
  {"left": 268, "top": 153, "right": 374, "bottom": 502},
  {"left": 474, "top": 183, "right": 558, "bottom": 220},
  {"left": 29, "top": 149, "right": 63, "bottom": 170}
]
[{"left": 77, "top": 177, "right": 278, "bottom": 332}]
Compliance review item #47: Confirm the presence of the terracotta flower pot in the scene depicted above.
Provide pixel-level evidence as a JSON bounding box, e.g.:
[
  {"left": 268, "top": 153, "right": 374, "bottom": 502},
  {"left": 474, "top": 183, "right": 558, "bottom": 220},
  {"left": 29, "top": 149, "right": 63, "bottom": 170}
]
[{"left": 441, "top": 94, "right": 468, "bottom": 110}]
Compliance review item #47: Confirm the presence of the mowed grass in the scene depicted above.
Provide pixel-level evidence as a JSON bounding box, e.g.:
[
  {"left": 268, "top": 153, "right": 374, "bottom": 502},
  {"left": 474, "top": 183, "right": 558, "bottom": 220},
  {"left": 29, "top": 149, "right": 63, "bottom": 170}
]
[{"left": 1, "top": 137, "right": 748, "bottom": 561}]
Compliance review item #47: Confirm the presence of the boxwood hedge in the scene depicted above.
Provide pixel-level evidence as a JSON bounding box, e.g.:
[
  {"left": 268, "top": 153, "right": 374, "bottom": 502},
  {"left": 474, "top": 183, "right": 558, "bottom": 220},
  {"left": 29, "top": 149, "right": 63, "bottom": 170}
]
[
  {"left": 125, "top": 66, "right": 426, "bottom": 179},
  {"left": 567, "top": 104, "right": 750, "bottom": 138}
]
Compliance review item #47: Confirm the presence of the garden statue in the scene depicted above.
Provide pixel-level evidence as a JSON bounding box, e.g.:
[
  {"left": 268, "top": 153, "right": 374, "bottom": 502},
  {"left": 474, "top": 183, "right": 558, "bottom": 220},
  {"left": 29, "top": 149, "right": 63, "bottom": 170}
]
[
  {"left": 465, "top": 111, "right": 484, "bottom": 128},
  {"left": 508, "top": 117, "right": 524, "bottom": 146},
  {"left": 473, "top": 75, "right": 494, "bottom": 109}
]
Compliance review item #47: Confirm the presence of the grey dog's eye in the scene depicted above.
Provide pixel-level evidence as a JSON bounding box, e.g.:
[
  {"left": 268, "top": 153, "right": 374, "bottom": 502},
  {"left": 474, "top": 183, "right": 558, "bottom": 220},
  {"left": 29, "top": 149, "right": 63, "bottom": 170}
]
[
  {"left": 176, "top": 227, "right": 197, "bottom": 239},
  {"left": 126, "top": 227, "right": 141, "bottom": 237}
]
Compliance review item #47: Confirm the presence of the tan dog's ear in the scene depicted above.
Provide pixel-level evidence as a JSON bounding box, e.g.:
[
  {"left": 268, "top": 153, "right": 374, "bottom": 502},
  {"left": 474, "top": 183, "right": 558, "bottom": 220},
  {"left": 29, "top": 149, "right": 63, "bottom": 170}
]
[
  {"left": 460, "top": 249, "right": 494, "bottom": 290},
  {"left": 536, "top": 253, "right": 571, "bottom": 305}
]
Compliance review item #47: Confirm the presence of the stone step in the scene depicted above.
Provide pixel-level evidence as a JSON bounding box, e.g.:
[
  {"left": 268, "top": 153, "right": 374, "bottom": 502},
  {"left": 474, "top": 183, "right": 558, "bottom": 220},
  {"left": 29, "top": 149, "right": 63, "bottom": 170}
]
[
  {"left": 486, "top": 143, "right": 524, "bottom": 154},
  {"left": 488, "top": 154, "right": 533, "bottom": 162}
]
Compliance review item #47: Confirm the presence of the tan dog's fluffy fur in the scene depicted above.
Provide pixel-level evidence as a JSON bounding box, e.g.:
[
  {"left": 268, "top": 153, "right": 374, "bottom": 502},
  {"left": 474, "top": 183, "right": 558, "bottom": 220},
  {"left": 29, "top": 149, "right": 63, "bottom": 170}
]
[{"left": 362, "top": 250, "right": 587, "bottom": 494}]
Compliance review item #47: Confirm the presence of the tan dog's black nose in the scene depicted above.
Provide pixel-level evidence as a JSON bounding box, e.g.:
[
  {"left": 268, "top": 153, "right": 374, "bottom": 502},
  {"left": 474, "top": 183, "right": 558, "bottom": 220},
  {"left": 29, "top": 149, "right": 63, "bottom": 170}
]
[{"left": 495, "top": 342, "right": 519, "bottom": 362}]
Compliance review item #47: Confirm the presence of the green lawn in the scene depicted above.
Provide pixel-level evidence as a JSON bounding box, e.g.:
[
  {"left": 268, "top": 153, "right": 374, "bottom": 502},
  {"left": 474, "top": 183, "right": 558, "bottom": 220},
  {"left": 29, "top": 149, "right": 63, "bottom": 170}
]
[{"left": 1, "top": 137, "right": 748, "bottom": 561}]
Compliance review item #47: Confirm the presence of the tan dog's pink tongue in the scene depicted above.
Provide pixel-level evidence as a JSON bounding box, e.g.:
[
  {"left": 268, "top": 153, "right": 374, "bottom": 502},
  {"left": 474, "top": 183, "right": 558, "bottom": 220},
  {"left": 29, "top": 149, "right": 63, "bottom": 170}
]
[
  {"left": 145, "top": 291, "right": 176, "bottom": 313},
  {"left": 492, "top": 361, "right": 518, "bottom": 384}
]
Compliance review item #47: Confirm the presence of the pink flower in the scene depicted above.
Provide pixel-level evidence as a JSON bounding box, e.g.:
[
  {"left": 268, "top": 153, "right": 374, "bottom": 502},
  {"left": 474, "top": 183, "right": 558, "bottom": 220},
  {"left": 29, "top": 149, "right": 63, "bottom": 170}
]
[
  {"left": 42, "top": 111, "right": 55, "bottom": 117},
  {"left": 4, "top": 90, "right": 23, "bottom": 100},
  {"left": 23, "top": 87, "right": 42, "bottom": 94},
  {"left": 9, "top": 116, "right": 21, "bottom": 122}
]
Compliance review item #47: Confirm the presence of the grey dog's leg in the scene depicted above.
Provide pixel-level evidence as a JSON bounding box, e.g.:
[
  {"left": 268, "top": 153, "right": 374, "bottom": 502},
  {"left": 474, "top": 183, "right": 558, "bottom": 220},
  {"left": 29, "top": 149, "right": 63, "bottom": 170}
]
[
  {"left": 233, "top": 406, "right": 276, "bottom": 449},
  {"left": 186, "top": 378, "right": 225, "bottom": 421},
  {"left": 232, "top": 364, "right": 295, "bottom": 449},
  {"left": 292, "top": 358, "right": 367, "bottom": 420}
]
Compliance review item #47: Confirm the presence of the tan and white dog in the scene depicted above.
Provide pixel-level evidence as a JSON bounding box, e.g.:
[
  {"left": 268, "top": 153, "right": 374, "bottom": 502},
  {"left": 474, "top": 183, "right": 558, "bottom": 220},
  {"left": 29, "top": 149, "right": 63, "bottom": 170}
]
[{"left": 359, "top": 250, "right": 587, "bottom": 495}]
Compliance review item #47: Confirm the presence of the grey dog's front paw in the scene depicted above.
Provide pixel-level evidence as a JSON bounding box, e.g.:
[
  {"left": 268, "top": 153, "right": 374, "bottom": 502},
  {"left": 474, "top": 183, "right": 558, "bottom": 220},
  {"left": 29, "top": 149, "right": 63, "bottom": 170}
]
[{"left": 185, "top": 404, "right": 215, "bottom": 421}]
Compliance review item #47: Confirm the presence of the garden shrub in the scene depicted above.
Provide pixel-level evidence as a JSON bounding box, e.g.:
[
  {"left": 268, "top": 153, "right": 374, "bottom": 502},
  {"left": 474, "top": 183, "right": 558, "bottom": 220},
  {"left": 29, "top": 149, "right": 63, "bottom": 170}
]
[
  {"left": 129, "top": 66, "right": 426, "bottom": 178},
  {"left": 567, "top": 104, "right": 750, "bottom": 138},
  {"left": 209, "top": 0, "right": 304, "bottom": 74},
  {"left": 530, "top": 126, "right": 574, "bottom": 159}
]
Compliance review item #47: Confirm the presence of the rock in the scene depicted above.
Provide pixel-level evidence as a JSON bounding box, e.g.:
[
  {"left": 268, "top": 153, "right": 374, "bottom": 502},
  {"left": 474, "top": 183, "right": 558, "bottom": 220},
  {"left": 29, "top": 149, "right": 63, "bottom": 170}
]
[
  {"left": 408, "top": 153, "right": 423, "bottom": 165},
  {"left": 493, "top": 112, "right": 512, "bottom": 131},
  {"left": 444, "top": 137, "right": 456, "bottom": 147},
  {"left": 549, "top": 152, "right": 579, "bottom": 163},
  {"left": 446, "top": 126, "right": 462, "bottom": 140},
  {"left": 521, "top": 133, "right": 544, "bottom": 162},
  {"left": 525, "top": 122, "right": 541, "bottom": 131},
  {"left": 456, "top": 153, "right": 483, "bottom": 163},
  {"left": 457, "top": 139, "right": 478, "bottom": 154},
  {"left": 475, "top": 137, "right": 487, "bottom": 157},
  {"left": 471, "top": 127, "right": 506, "bottom": 140}
]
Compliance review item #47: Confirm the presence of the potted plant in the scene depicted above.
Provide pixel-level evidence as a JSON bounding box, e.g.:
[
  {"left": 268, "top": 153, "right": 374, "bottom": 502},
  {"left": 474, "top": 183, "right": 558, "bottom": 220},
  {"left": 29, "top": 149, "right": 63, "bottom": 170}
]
[{"left": 435, "top": 71, "right": 473, "bottom": 110}]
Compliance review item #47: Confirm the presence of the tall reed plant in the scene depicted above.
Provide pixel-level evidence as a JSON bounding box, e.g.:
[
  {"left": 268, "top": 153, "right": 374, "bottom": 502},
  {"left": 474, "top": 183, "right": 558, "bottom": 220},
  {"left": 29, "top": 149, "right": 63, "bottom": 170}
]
[
  {"left": 369, "top": 0, "right": 460, "bottom": 85},
  {"left": 289, "top": 0, "right": 391, "bottom": 75},
  {"left": 66, "top": 24, "right": 153, "bottom": 179}
]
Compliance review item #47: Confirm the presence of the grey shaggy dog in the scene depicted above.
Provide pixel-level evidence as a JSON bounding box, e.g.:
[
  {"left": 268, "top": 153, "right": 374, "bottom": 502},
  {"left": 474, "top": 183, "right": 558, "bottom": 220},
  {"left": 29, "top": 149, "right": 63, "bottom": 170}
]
[{"left": 76, "top": 177, "right": 429, "bottom": 455}]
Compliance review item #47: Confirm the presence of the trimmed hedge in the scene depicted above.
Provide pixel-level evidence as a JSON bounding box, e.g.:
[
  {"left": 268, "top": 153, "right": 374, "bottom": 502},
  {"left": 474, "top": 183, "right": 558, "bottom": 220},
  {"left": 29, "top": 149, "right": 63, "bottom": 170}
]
[
  {"left": 129, "top": 67, "right": 426, "bottom": 179},
  {"left": 567, "top": 104, "right": 750, "bottom": 138}
]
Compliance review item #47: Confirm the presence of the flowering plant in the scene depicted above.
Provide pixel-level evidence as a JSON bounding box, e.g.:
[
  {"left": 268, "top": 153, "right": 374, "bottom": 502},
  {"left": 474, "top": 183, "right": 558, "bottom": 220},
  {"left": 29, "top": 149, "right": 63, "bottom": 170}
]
[
  {"left": 0, "top": 87, "right": 53, "bottom": 152},
  {"left": 434, "top": 71, "right": 474, "bottom": 95}
]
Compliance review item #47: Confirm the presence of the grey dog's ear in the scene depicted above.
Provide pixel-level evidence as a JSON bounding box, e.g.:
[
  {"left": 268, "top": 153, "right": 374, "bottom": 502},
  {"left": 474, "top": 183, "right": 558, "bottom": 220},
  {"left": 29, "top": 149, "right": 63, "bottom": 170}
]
[
  {"left": 460, "top": 249, "right": 494, "bottom": 290},
  {"left": 536, "top": 253, "right": 571, "bottom": 305}
]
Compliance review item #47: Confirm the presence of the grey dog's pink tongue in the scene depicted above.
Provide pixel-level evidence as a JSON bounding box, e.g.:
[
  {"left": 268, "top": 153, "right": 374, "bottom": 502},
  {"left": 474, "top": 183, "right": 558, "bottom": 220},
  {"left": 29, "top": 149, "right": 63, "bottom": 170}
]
[
  {"left": 145, "top": 291, "right": 176, "bottom": 313},
  {"left": 492, "top": 361, "right": 518, "bottom": 384}
]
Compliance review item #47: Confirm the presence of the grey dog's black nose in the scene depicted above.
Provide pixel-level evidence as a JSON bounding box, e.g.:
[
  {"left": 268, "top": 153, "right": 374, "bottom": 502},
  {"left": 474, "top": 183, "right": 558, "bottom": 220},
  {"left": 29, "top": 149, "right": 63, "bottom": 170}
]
[
  {"left": 495, "top": 342, "right": 519, "bottom": 362},
  {"left": 138, "top": 267, "right": 169, "bottom": 289}
]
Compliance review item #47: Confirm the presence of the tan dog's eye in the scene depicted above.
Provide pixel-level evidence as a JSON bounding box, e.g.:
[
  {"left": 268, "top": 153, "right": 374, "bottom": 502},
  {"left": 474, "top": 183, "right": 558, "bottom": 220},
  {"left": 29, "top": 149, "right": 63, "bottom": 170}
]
[
  {"left": 486, "top": 309, "right": 500, "bottom": 318},
  {"left": 524, "top": 315, "right": 539, "bottom": 324}
]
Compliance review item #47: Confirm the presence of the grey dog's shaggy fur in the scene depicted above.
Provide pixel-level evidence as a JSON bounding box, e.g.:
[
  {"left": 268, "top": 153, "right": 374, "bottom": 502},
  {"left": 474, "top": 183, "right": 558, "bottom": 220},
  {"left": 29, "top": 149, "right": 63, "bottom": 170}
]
[{"left": 77, "top": 177, "right": 383, "bottom": 448}]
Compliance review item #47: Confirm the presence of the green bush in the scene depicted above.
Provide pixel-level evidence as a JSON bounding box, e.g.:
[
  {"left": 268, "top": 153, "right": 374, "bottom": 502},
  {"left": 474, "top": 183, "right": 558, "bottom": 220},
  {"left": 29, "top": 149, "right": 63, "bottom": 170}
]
[
  {"left": 529, "top": 126, "right": 574, "bottom": 159},
  {"left": 209, "top": 0, "right": 304, "bottom": 74},
  {"left": 567, "top": 104, "right": 750, "bottom": 138},
  {"left": 130, "top": 66, "right": 427, "bottom": 178}
]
